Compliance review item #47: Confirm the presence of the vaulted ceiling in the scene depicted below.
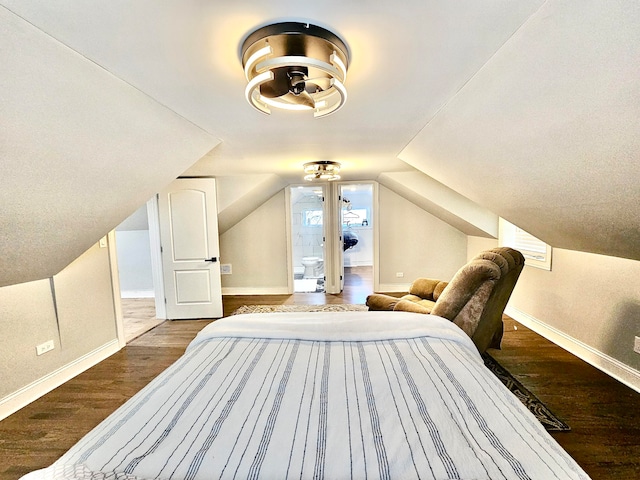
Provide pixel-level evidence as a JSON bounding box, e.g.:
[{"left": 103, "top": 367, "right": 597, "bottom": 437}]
[{"left": 1, "top": 0, "right": 638, "bottom": 287}]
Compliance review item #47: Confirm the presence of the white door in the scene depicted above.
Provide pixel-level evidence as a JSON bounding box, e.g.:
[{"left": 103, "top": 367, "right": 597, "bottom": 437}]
[{"left": 158, "top": 178, "right": 222, "bottom": 319}]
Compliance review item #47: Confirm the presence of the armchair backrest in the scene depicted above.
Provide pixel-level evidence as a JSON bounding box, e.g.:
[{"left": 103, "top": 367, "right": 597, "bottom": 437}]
[{"left": 431, "top": 247, "right": 525, "bottom": 353}]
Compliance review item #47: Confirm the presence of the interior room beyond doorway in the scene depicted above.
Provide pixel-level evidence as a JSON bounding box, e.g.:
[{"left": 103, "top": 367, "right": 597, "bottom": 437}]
[
  {"left": 289, "top": 182, "right": 375, "bottom": 295},
  {"left": 341, "top": 183, "right": 374, "bottom": 293},
  {"left": 115, "top": 204, "right": 163, "bottom": 342}
]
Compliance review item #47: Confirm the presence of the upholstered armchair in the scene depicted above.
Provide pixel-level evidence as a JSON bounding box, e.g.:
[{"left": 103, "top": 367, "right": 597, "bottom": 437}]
[
  {"left": 366, "top": 247, "right": 525, "bottom": 353},
  {"left": 365, "top": 277, "right": 450, "bottom": 313}
]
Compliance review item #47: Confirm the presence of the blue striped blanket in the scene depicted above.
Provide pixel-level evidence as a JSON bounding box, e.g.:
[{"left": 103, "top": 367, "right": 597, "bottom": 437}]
[{"left": 23, "top": 311, "right": 590, "bottom": 479}]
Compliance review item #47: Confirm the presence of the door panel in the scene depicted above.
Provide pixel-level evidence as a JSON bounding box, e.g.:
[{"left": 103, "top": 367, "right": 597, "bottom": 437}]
[
  {"left": 174, "top": 270, "right": 211, "bottom": 303},
  {"left": 169, "top": 190, "right": 208, "bottom": 260},
  {"left": 159, "top": 178, "right": 222, "bottom": 319}
]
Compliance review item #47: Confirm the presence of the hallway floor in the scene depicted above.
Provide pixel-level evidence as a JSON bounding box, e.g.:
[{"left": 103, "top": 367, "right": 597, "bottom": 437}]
[{"left": 120, "top": 298, "right": 163, "bottom": 343}]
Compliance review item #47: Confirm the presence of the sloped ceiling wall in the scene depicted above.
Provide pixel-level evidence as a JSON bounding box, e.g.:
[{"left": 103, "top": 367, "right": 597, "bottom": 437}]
[
  {"left": 0, "top": 9, "right": 220, "bottom": 287},
  {"left": 2, "top": 0, "right": 638, "bottom": 288},
  {"left": 214, "top": 174, "right": 289, "bottom": 234},
  {"left": 377, "top": 171, "right": 498, "bottom": 238},
  {"left": 400, "top": 0, "right": 640, "bottom": 261}
]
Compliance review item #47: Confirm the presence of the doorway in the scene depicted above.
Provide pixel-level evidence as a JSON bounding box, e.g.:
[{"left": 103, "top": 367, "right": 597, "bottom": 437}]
[
  {"left": 289, "top": 185, "right": 327, "bottom": 293},
  {"left": 114, "top": 204, "right": 162, "bottom": 343},
  {"left": 287, "top": 182, "right": 375, "bottom": 295},
  {"left": 340, "top": 183, "right": 374, "bottom": 294}
]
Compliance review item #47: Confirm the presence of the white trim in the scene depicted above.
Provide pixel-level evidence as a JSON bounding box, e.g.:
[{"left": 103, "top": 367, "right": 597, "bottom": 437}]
[
  {"left": 222, "top": 287, "right": 290, "bottom": 295},
  {"left": 107, "top": 230, "right": 126, "bottom": 349},
  {"left": 284, "top": 187, "right": 294, "bottom": 295},
  {"left": 0, "top": 339, "right": 121, "bottom": 421},
  {"left": 147, "top": 196, "right": 167, "bottom": 319},
  {"left": 505, "top": 306, "right": 640, "bottom": 394},
  {"left": 372, "top": 182, "right": 380, "bottom": 294},
  {"left": 344, "top": 261, "right": 374, "bottom": 267},
  {"left": 377, "top": 283, "right": 412, "bottom": 293},
  {"left": 120, "top": 290, "right": 155, "bottom": 298},
  {"left": 324, "top": 183, "right": 340, "bottom": 294}
]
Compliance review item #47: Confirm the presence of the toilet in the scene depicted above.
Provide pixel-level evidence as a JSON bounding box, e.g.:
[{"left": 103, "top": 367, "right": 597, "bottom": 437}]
[{"left": 301, "top": 256, "right": 322, "bottom": 278}]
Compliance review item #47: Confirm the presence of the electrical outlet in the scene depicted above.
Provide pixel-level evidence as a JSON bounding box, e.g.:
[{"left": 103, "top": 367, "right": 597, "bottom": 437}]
[
  {"left": 396, "top": 272, "right": 404, "bottom": 278},
  {"left": 221, "top": 264, "right": 232, "bottom": 275},
  {"left": 36, "top": 340, "right": 55, "bottom": 356},
  {"left": 634, "top": 336, "right": 640, "bottom": 355}
]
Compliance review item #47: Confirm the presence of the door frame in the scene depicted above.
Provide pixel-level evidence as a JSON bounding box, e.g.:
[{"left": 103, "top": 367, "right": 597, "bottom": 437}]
[
  {"left": 331, "top": 181, "right": 379, "bottom": 294},
  {"left": 286, "top": 183, "right": 329, "bottom": 294},
  {"left": 147, "top": 194, "right": 167, "bottom": 319},
  {"left": 285, "top": 180, "right": 379, "bottom": 295},
  {"left": 107, "top": 230, "right": 126, "bottom": 348},
  {"left": 112, "top": 180, "right": 211, "bottom": 341},
  {"left": 109, "top": 195, "right": 166, "bottom": 351}
]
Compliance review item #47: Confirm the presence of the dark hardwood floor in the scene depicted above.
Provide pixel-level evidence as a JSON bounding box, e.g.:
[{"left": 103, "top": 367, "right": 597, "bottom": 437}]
[
  {"left": 1, "top": 267, "right": 639, "bottom": 479},
  {"left": 493, "top": 316, "right": 640, "bottom": 479}
]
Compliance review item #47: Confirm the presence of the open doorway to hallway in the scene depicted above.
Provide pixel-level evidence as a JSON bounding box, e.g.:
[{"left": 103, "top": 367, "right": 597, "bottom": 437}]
[
  {"left": 115, "top": 205, "right": 163, "bottom": 342},
  {"left": 120, "top": 298, "right": 162, "bottom": 342}
]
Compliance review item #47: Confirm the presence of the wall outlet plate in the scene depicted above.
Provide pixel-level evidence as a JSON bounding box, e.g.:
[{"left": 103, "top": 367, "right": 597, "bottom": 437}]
[
  {"left": 36, "top": 340, "right": 55, "bottom": 356},
  {"left": 634, "top": 336, "right": 640, "bottom": 355},
  {"left": 396, "top": 272, "right": 404, "bottom": 278}
]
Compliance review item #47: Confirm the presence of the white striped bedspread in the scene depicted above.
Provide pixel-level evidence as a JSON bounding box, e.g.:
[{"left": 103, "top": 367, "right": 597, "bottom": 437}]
[{"left": 23, "top": 311, "right": 590, "bottom": 480}]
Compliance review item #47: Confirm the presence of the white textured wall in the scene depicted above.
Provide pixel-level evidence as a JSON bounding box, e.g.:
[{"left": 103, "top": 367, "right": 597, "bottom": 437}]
[
  {"left": 0, "top": 9, "right": 220, "bottom": 287},
  {"left": 508, "top": 249, "right": 640, "bottom": 371},
  {"left": 219, "top": 191, "right": 288, "bottom": 291},
  {"left": 377, "top": 186, "right": 467, "bottom": 289},
  {"left": 467, "top": 236, "right": 499, "bottom": 261},
  {"left": 0, "top": 241, "right": 118, "bottom": 399},
  {"left": 0, "top": 279, "right": 58, "bottom": 397},
  {"left": 115, "top": 230, "right": 154, "bottom": 296}
]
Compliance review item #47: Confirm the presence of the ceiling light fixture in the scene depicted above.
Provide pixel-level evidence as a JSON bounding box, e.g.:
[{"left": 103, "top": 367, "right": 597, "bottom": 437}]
[
  {"left": 304, "top": 161, "right": 341, "bottom": 181},
  {"left": 241, "top": 22, "right": 350, "bottom": 118}
]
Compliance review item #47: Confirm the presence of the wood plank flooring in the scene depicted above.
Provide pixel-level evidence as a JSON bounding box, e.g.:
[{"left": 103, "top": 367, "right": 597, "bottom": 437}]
[
  {"left": 493, "top": 316, "right": 640, "bottom": 479},
  {"left": 1, "top": 267, "right": 639, "bottom": 479}
]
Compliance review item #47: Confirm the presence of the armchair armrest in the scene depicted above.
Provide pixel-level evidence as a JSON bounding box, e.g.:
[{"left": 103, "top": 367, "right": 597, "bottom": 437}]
[
  {"left": 393, "top": 299, "right": 432, "bottom": 314},
  {"left": 366, "top": 293, "right": 402, "bottom": 311},
  {"left": 409, "top": 278, "right": 449, "bottom": 301}
]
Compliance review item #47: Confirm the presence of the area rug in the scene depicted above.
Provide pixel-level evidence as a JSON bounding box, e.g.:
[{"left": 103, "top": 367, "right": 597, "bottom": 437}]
[
  {"left": 230, "top": 304, "right": 570, "bottom": 431},
  {"left": 482, "top": 353, "right": 570, "bottom": 432},
  {"left": 231, "top": 304, "right": 369, "bottom": 314}
]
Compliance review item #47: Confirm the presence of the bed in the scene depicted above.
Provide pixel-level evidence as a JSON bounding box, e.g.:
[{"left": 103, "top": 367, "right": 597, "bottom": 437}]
[{"left": 23, "top": 311, "right": 590, "bottom": 479}]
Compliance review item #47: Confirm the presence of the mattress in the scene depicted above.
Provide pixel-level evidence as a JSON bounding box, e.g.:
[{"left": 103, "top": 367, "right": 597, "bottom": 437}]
[{"left": 22, "top": 311, "right": 590, "bottom": 479}]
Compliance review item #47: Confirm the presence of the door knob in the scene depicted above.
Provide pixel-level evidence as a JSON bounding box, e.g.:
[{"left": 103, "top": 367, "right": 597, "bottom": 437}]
[{"left": 204, "top": 257, "right": 218, "bottom": 262}]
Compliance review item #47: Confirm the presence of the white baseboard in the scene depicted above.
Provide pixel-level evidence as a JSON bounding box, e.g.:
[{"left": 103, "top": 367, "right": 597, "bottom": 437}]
[
  {"left": 377, "top": 283, "right": 411, "bottom": 293},
  {"left": 120, "top": 289, "right": 155, "bottom": 298},
  {"left": 505, "top": 306, "right": 640, "bottom": 394},
  {"left": 0, "top": 339, "right": 121, "bottom": 421},
  {"left": 222, "top": 287, "right": 291, "bottom": 296}
]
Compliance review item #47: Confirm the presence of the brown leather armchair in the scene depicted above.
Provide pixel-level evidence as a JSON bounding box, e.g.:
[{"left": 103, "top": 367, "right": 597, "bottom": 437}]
[{"left": 366, "top": 247, "right": 525, "bottom": 353}]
